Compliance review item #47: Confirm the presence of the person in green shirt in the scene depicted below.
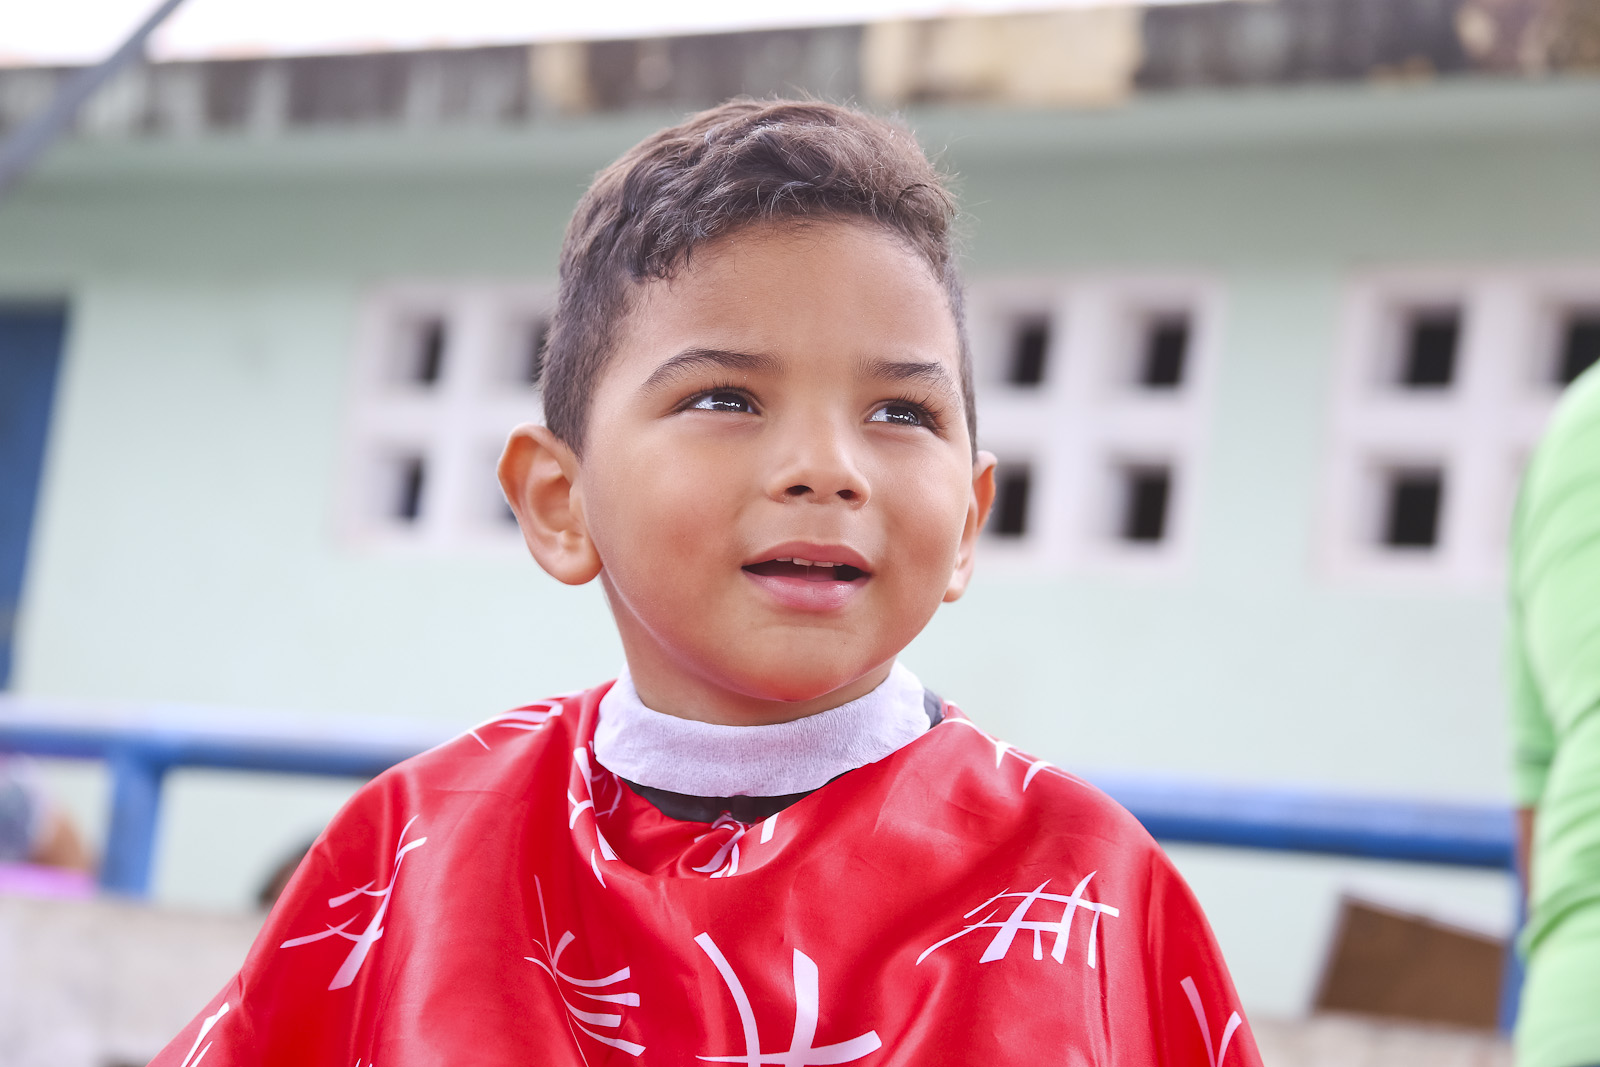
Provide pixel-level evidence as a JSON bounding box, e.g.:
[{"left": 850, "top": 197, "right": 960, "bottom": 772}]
[{"left": 1510, "top": 360, "right": 1600, "bottom": 1067}]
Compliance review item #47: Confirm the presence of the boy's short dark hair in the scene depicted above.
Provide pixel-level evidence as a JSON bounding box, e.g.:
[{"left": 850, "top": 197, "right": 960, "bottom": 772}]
[{"left": 541, "top": 98, "right": 975, "bottom": 453}]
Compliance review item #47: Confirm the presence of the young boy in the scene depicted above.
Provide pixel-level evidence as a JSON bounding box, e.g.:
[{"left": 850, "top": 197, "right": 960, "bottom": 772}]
[{"left": 155, "top": 100, "right": 1260, "bottom": 1067}]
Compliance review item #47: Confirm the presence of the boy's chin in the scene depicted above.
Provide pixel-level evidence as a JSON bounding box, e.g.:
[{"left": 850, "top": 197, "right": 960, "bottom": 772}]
[{"left": 726, "top": 659, "right": 892, "bottom": 710}]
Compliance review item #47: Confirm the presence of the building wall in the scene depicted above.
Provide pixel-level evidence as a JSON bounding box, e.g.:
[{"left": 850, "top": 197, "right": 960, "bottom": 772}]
[{"left": 4, "top": 78, "right": 1597, "bottom": 1013}]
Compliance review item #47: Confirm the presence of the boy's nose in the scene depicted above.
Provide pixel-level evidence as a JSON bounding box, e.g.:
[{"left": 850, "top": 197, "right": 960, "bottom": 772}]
[
  {"left": 783, "top": 481, "right": 862, "bottom": 503},
  {"left": 766, "top": 425, "right": 871, "bottom": 507}
]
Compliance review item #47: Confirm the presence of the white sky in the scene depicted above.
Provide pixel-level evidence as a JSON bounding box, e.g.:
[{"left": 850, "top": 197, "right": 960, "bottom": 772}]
[{"left": 0, "top": 0, "right": 1218, "bottom": 67}]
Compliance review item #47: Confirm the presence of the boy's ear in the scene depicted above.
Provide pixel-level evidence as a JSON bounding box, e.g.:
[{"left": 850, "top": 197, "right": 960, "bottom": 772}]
[
  {"left": 944, "top": 450, "right": 998, "bottom": 603},
  {"left": 498, "top": 424, "right": 602, "bottom": 586}
]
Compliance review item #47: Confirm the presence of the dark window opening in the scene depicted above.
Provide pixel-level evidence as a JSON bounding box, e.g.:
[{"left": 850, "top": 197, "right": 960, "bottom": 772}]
[
  {"left": 1119, "top": 465, "right": 1172, "bottom": 543},
  {"left": 1140, "top": 316, "right": 1189, "bottom": 389},
  {"left": 394, "top": 456, "right": 426, "bottom": 522},
  {"left": 523, "top": 318, "right": 549, "bottom": 386},
  {"left": 992, "top": 465, "right": 1032, "bottom": 537},
  {"left": 411, "top": 318, "right": 447, "bottom": 385},
  {"left": 1007, "top": 318, "right": 1050, "bottom": 387},
  {"left": 1382, "top": 469, "right": 1443, "bottom": 548},
  {"left": 1400, "top": 311, "right": 1459, "bottom": 388},
  {"left": 1557, "top": 313, "right": 1600, "bottom": 386}
]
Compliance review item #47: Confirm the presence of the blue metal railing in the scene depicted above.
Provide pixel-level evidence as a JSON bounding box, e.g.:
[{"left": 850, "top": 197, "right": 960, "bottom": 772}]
[
  {"left": 0, "top": 696, "right": 443, "bottom": 894},
  {"left": 1091, "top": 772, "right": 1525, "bottom": 1033},
  {"left": 0, "top": 695, "right": 1523, "bottom": 1027},
  {"left": 1091, "top": 774, "right": 1514, "bottom": 869}
]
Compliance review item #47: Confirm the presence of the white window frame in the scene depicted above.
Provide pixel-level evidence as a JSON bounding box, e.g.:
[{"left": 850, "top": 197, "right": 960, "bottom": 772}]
[
  {"left": 1318, "top": 266, "right": 1591, "bottom": 586},
  {"left": 969, "top": 274, "right": 1222, "bottom": 576},
  {"left": 339, "top": 282, "right": 553, "bottom": 554}
]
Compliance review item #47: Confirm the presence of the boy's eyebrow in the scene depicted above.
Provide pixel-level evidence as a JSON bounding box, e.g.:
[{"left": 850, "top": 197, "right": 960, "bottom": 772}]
[
  {"left": 639, "top": 348, "right": 780, "bottom": 392},
  {"left": 861, "top": 358, "right": 958, "bottom": 393}
]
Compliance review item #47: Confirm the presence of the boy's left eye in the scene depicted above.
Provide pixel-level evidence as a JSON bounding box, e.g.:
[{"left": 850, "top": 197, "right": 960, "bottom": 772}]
[
  {"left": 868, "top": 402, "right": 926, "bottom": 427},
  {"left": 690, "top": 390, "right": 755, "bottom": 414}
]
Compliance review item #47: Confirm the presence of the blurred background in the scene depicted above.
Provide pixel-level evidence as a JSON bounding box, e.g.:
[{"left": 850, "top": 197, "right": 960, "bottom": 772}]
[{"left": 4, "top": 0, "right": 1598, "bottom": 1062}]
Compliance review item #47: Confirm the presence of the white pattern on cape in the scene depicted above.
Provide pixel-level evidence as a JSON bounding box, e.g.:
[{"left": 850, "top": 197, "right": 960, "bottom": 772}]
[
  {"left": 694, "top": 932, "right": 882, "bottom": 1066},
  {"left": 1182, "top": 975, "right": 1245, "bottom": 1067},
  {"left": 917, "top": 873, "right": 1120, "bottom": 969},
  {"left": 464, "top": 699, "right": 565, "bottom": 750},
  {"left": 279, "top": 815, "right": 427, "bottom": 990},
  {"left": 690, "top": 813, "right": 752, "bottom": 877},
  {"left": 568, "top": 745, "right": 622, "bottom": 886},
  {"left": 526, "top": 875, "right": 646, "bottom": 1059},
  {"left": 175, "top": 1001, "right": 229, "bottom": 1067},
  {"left": 942, "top": 716, "right": 1085, "bottom": 791}
]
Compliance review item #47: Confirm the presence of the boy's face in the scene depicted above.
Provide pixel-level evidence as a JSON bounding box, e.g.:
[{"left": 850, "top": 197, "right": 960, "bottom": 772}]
[{"left": 507, "top": 220, "right": 994, "bottom": 724}]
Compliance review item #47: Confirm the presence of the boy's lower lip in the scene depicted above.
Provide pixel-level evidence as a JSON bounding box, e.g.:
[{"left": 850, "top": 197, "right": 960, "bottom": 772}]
[{"left": 742, "top": 570, "right": 866, "bottom": 612}]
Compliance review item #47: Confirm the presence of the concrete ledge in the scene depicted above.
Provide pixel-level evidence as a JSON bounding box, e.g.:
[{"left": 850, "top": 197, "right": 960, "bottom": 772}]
[
  {"left": 1255, "top": 1013, "right": 1511, "bottom": 1067},
  {"left": 0, "top": 894, "right": 259, "bottom": 1067}
]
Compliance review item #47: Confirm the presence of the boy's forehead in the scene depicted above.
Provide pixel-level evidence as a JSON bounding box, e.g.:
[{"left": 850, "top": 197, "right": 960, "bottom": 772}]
[
  {"left": 613, "top": 220, "right": 961, "bottom": 377},
  {"left": 678, "top": 217, "right": 939, "bottom": 287}
]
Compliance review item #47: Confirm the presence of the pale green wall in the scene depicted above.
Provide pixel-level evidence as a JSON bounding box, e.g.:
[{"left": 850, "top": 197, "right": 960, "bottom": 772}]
[{"left": 6, "top": 78, "right": 1597, "bottom": 1013}]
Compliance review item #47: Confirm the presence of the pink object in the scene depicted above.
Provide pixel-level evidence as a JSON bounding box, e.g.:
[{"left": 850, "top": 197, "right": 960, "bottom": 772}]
[{"left": 0, "top": 861, "right": 94, "bottom": 899}]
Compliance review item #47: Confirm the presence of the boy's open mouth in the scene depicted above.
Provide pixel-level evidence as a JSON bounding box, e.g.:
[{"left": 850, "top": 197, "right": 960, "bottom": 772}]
[{"left": 742, "top": 558, "right": 868, "bottom": 583}]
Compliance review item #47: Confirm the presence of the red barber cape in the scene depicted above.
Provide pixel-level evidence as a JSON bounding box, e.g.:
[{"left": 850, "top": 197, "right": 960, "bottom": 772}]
[{"left": 155, "top": 684, "right": 1261, "bottom": 1067}]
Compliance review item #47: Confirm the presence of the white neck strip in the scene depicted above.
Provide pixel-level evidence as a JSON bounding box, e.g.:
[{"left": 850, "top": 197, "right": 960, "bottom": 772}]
[{"left": 594, "top": 663, "right": 929, "bottom": 797}]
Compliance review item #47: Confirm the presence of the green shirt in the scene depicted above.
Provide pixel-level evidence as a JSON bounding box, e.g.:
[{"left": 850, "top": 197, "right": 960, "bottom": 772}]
[{"left": 1509, "top": 362, "right": 1600, "bottom": 1067}]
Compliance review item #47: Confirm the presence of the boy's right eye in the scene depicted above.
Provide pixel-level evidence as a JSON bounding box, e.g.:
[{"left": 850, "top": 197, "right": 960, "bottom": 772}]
[{"left": 689, "top": 390, "right": 755, "bottom": 414}]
